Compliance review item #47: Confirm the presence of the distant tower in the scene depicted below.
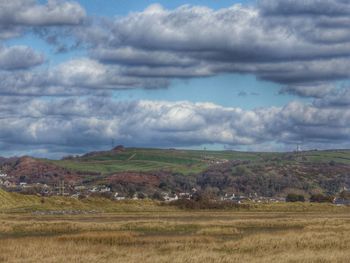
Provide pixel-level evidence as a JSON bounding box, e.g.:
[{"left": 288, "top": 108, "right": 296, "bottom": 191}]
[{"left": 296, "top": 144, "right": 302, "bottom": 153}]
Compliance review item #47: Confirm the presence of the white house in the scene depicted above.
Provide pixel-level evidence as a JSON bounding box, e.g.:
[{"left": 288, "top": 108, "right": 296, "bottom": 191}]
[{"left": 114, "top": 192, "right": 126, "bottom": 200}]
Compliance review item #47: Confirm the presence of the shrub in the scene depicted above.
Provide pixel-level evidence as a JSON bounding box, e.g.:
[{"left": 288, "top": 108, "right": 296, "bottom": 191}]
[
  {"left": 168, "top": 197, "right": 249, "bottom": 210},
  {"left": 137, "top": 192, "right": 146, "bottom": 199},
  {"left": 152, "top": 191, "right": 164, "bottom": 201},
  {"left": 170, "top": 191, "right": 249, "bottom": 209},
  {"left": 286, "top": 193, "right": 305, "bottom": 202},
  {"left": 340, "top": 191, "right": 350, "bottom": 200},
  {"left": 310, "top": 194, "right": 334, "bottom": 203}
]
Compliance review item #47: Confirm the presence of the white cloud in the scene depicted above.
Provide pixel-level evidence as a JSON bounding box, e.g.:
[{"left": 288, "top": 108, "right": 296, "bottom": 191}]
[
  {"left": 0, "top": 0, "right": 86, "bottom": 27},
  {"left": 1, "top": 98, "right": 350, "bottom": 157}
]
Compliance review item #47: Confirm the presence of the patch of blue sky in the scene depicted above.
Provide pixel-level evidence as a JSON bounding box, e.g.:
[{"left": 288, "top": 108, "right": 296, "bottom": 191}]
[
  {"left": 4, "top": 32, "right": 87, "bottom": 66},
  {"left": 79, "top": 0, "right": 252, "bottom": 17},
  {"left": 176, "top": 141, "right": 291, "bottom": 152},
  {"left": 112, "top": 74, "right": 310, "bottom": 110}
]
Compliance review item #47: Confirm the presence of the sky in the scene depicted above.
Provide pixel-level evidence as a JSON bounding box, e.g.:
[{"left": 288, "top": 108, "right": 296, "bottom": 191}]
[{"left": 1, "top": 0, "right": 350, "bottom": 158}]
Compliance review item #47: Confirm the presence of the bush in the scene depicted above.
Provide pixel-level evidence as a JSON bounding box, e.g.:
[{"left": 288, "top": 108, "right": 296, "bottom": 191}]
[
  {"left": 152, "top": 191, "right": 164, "bottom": 201},
  {"left": 340, "top": 191, "right": 350, "bottom": 200},
  {"left": 137, "top": 192, "right": 146, "bottom": 199},
  {"left": 310, "top": 194, "right": 334, "bottom": 203},
  {"left": 168, "top": 191, "right": 250, "bottom": 210},
  {"left": 286, "top": 193, "right": 305, "bottom": 202},
  {"left": 169, "top": 199, "right": 244, "bottom": 210},
  {"left": 90, "top": 192, "right": 113, "bottom": 199}
]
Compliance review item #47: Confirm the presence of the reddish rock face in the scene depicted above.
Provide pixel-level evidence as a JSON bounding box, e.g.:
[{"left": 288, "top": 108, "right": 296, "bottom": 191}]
[
  {"left": 112, "top": 145, "right": 125, "bottom": 152},
  {"left": 6, "top": 157, "right": 79, "bottom": 184}
]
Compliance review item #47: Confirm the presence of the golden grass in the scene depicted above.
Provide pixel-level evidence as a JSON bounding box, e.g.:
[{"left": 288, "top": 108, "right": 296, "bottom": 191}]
[{"left": 0, "top": 211, "right": 349, "bottom": 263}]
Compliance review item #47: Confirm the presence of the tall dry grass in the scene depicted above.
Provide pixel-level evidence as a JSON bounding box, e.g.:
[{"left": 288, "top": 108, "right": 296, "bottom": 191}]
[{"left": 0, "top": 211, "right": 349, "bottom": 262}]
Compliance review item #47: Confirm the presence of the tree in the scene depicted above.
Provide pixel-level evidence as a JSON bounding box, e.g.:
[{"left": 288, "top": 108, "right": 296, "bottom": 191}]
[
  {"left": 137, "top": 192, "right": 146, "bottom": 199},
  {"left": 152, "top": 191, "right": 164, "bottom": 201}
]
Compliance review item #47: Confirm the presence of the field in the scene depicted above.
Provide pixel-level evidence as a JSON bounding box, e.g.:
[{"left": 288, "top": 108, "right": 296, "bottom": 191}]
[
  {"left": 0, "top": 208, "right": 349, "bottom": 262},
  {"left": 0, "top": 190, "right": 350, "bottom": 263},
  {"left": 48, "top": 148, "right": 350, "bottom": 175}
]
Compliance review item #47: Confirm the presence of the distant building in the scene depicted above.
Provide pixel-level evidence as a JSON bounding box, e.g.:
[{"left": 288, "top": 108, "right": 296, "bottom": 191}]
[
  {"left": 178, "top": 192, "right": 191, "bottom": 199},
  {"left": 89, "top": 187, "right": 98, "bottom": 193},
  {"left": 163, "top": 193, "right": 178, "bottom": 202},
  {"left": 114, "top": 192, "right": 126, "bottom": 201},
  {"left": 3, "top": 180, "right": 14, "bottom": 188},
  {"left": 71, "top": 194, "right": 80, "bottom": 199},
  {"left": 100, "top": 186, "right": 111, "bottom": 193},
  {"left": 74, "top": 185, "right": 86, "bottom": 191}
]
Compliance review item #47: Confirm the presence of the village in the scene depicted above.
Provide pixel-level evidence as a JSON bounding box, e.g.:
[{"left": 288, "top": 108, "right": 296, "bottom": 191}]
[
  {"left": 1, "top": 169, "right": 349, "bottom": 206},
  {"left": 0, "top": 170, "right": 278, "bottom": 202}
]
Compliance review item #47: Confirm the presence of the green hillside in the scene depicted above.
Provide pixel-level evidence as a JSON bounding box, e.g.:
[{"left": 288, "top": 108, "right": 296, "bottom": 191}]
[{"left": 47, "top": 148, "right": 350, "bottom": 175}]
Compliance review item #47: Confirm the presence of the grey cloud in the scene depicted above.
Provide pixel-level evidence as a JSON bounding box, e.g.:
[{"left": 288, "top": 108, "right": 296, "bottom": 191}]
[
  {"left": 67, "top": 2, "right": 350, "bottom": 95},
  {"left": 259, "top": 0, "right": 350, "bottom": 16},
  {"left": 1, "top": 97, "right": 350, "bottom": 157},
  {"left": 91, "top": 47, "right": 197, "bottom": 67},
  {"left": 238, "top": 91, "right": 248, "bottom": 97},
  {"left": 279, "top": 83, "right": 337, "bottom": 98},
  {"left": 3, "top": 2, "right": 350, "bottom": 97},
  {"left": 0, "top": 0, "right": 86, "bottom": 27},
  {"left": 0, "top": 58, "right": 170, "bottom": 96},
  {"left": 0, "top": 0, "right": 86, "bottom": 40},
  {"left": 313, "top": 86, "right": 350, "bottom": 107},
  {"left": 0, "top": 45, "right": 44, "bottom": 70},
  {"left": 2, "top": 1, "right": 350, "bottom": 98}
]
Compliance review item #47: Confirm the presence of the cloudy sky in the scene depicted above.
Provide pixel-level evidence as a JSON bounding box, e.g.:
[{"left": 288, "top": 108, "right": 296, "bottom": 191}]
[{"left": 1, "top": 0, "right": 350, "bottom": 158}]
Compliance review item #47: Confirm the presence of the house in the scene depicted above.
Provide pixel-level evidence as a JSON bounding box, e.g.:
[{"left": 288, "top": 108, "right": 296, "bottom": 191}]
[
  {"left": 19, "top": 182, "right": 28, "bottom": 188},
  {"left": 114, "top": 192, "right": 126, "bottom": 201},
  {"left": 222, "top": 193, "right": 236, "bottom": 201},
  {"left": 100, "top": 186, "right": 111, "bottom": 193},
  {"left": 71, "top": 194, "right": 80, "bottom": 199},
  {"left": 74, "top": 185, "right": 86, "bottom": 191},
  {"left": 179, "top": 192, "right": 191, "bottom": 199},
  {"left": 89, "top": 187, "right": 99, "bottom": 193},
  {"left": 163, "top": 193, "right": 178, "bottom": 202},
  {"left": 3, "top": 180, "right": 14, "bottom": 188}
]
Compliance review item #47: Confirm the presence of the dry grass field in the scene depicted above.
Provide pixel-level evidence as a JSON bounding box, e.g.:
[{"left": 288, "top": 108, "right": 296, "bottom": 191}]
[{"left": 0, "top": 208, "right": 349, "bottom": 263}]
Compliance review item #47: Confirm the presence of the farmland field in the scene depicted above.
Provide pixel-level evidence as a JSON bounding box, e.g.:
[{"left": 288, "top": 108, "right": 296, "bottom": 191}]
[
  {"left": 1, "top": 149, "right": 350, "bottom": 262},
  {"left": 0, "top": 208, "right": 349, "bottom": 263},
  {"left": 47, "top": 148, "right": 350, "bottom": 175},
  {"left": 0, "top": 189, "right": 349, "bottom": 263}
]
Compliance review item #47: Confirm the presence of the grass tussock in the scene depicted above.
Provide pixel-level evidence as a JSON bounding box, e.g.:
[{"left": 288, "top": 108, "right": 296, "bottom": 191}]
[{"left": 57, "top": 231, "right": 139, "bottom": 246}]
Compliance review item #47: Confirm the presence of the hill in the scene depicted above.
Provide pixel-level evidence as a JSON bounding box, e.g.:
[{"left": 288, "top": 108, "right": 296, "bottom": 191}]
[
  {"left": 1, "top": 148, "right": 350, "bottom": 198},
  {"left": 53, "top": 148, "right": 350, "bottom": 174}
]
